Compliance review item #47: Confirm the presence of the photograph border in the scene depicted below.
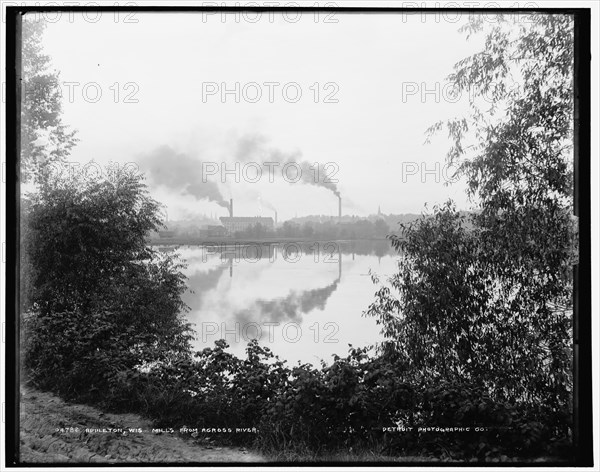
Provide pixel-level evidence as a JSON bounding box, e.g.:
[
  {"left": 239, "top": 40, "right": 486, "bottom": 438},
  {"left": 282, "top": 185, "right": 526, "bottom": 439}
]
[{"left": 3, "top": 5, "right": 593, "bottom": 467}]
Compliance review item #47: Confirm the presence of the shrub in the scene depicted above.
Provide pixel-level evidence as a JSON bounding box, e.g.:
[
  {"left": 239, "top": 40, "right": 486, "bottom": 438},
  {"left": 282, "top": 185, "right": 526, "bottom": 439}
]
[{"left": 22, "top": 169, "right": 192, "bottom": 407}]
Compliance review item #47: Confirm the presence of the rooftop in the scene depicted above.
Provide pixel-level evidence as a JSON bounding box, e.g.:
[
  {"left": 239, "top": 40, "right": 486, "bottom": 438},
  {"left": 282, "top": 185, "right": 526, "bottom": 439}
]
[{"left": 219, "top": 217, "right": 274, "bottom": 223}]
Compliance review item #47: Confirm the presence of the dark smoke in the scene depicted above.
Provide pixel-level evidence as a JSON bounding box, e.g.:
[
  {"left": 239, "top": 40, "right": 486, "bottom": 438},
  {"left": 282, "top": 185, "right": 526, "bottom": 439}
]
[
  {"left": 233, "top": 277, "right": 340, "bottom": 328},
  {"left": 139, "top": 145, "right": 229, "bottom": 208},
  {"left": 235, "top": 134, "right": 268, "bottom": 162},
  {"left": 235, "top": 134, "right": 340, "bottom": 197},
  {"left": 271, "top": 149, "right": 340, "bottom": 197},
  {"left": 183, "top": 265, "right": 228, "bottom": 310}
]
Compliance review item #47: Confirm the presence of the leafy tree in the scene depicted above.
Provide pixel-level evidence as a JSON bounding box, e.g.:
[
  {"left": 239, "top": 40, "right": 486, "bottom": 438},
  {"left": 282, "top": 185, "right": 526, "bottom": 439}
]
[
  {"left": 22, "top": 168, "right": 193, "bottom": 403},
  {"left": 302, "top": 222, "right": 315, "bottom": 238},
  {"left": 21, "top": 17, "right": 78, "bottom": 183},
  {"left": 367, "top": 13, "right": 575, "bottom": 453},
  {"left": 437, "top": 13, "right": 575, "bottom": 410},
  {"left": 374, "top": 218, "right": 390, "bottom": 237}
]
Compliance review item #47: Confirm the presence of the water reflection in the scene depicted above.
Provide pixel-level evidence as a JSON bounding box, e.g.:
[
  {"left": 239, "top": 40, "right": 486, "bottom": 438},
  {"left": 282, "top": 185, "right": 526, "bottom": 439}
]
[
  {"left": 157, "top": 240, "right": 397, "bottom": 365},
  {"left": 234, "top": 277, "right": 341, "bottom": 325}
]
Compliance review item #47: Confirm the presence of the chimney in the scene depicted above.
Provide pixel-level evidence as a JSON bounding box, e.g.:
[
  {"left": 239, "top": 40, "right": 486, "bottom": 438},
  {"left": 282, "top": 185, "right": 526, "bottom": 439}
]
[
  {"left": 229, "top": 198, "right": 233, "bottom": 217},
  {"left": 274, "top": 210, "right": 278, "bottom": 226},
  {"left": 338, "top": 195, "right": 342, "bottom": 220}
]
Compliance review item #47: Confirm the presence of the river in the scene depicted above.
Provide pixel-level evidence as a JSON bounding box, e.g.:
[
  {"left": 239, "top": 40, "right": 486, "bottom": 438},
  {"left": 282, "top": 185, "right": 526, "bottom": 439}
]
[{"left": 159, "top": 240, "right": 399, "bottom": 366}]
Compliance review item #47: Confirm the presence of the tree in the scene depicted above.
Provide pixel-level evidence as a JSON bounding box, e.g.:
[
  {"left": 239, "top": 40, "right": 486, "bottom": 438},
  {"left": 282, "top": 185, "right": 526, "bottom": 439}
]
[
  {"left": 436, "top": 14, "right": 575, "bottom": 413},
  {"left": 302, "top": 222, "right": 315, "bottom": 238},
  {"left": 21, "top": 17, "right": 78, "bottom": 183},
  {"left": 22, "top": 168, "right": 193, "bottom": 404},
  {"left": 367, "top": 13, "right": 575, "bottom": 452},
  {"left": 374, "top": 218, "right": 389, "bottom": 237}
]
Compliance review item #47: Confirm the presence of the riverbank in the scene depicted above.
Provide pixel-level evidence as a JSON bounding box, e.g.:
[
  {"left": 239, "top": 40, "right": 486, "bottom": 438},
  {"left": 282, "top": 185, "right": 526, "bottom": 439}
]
[
  {"left": 17, "top": 386, "right": 564, "bottom": 465},
  {"left": 19, "top": 386, "right": 264, "bottom": 464}
]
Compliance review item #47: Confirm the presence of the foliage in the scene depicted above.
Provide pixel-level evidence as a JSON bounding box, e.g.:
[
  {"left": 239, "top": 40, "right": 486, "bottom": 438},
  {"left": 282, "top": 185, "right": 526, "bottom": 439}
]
[
  {"left": 257, "top": 346, "right": 408, "bottom": 453},
  {"left": 366, "top": 12, "right": 575, "bottom": 458},
  {"left": 130, "top": 340, "right": 288, "bottom": 429},
  {"left": 22, "top": 168, "right": 193, "bottom": 404},
  {"left": 226, "top": 218, "right": 391, "bottom": 240},
  {"left": 101, "top": 337, "right": 560, "bottom": 459},
  {"left": 21, "top": 17, "right": 78, "bottom": 183}
]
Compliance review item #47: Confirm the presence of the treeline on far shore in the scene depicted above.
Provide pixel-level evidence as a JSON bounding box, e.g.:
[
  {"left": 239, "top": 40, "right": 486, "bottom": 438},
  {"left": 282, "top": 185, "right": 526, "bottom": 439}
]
[{"left": 151, "top": 211, "right": 477, "bottom": 244}]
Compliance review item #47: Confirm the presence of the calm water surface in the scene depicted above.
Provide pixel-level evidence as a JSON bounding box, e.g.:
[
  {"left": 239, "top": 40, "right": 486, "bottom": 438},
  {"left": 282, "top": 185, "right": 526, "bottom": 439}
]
[{"left": 160, "top": 240, "right": 398, "bottom": 366}]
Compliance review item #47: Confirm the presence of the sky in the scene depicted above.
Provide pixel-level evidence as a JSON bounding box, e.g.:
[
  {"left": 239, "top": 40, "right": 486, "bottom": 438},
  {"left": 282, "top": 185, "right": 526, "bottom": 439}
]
[{"left": 33, "top": 11, "right": 488, "bottom": 221}]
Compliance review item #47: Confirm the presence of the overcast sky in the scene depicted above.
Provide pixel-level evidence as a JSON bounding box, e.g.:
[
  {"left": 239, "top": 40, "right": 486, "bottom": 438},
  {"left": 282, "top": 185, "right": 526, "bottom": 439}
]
[{"left": 34, "top": 11, "right": 487, "bottom": 221}]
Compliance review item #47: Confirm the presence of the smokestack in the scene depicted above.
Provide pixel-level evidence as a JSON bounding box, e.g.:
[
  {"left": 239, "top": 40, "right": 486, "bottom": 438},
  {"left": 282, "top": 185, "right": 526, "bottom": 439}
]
[
  {"left": 229, "top": 198, "right": 233, "bottom": 217},
  {"left": 338, "top": 195, "right": 342, "bottom": 220},
  {"left": 274, "top": 210, "right": 278, "bottom": 226}
]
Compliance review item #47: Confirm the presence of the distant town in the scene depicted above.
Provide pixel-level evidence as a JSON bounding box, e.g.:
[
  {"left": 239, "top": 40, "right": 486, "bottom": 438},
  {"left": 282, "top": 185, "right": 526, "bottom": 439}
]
[{"left": 149, "top": 199, "right": 424, "bottom": 242}]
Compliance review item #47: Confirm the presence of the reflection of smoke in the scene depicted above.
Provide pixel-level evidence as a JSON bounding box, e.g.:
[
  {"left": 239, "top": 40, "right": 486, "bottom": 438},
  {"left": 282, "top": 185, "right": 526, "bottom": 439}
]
[
  {"left": 183, "top": 265, "right": 228, "bottom": 310},
  {"left": 235, "top": 134, "right": 340, "bottom": 197},
  {"left": 139, "top": 145, "right": 229, "bottom": 208},
  {"left": 234, "top": 277, "right": 340, "bottom": 327}
]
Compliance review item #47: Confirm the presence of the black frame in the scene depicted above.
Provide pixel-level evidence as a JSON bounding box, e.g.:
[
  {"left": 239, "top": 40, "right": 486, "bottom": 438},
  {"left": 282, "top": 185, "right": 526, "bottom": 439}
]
[{"left": 3, "top": 6, "right": 593, "bottom": 467}]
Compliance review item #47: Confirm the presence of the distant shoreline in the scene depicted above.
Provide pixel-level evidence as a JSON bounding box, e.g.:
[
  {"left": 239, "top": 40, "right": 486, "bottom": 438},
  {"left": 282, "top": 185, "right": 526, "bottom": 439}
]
[{"left": 147, "top": 237, "right": 393, "bottom": 246}]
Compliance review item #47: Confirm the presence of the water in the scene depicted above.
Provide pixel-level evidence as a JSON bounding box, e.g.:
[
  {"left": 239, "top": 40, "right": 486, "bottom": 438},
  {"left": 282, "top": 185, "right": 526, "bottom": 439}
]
[{"left": 162, "top": 240, "right": 398, "bottom": 366}]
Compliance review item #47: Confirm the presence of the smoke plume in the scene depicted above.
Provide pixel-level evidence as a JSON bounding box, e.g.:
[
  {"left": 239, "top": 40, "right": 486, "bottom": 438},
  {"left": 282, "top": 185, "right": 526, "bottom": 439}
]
[
  {"left": 235, "top": 134, "right": 340, "bottom": 197},
  {"left": 139, "top": 145, "right": 228, "bottom": 208}
]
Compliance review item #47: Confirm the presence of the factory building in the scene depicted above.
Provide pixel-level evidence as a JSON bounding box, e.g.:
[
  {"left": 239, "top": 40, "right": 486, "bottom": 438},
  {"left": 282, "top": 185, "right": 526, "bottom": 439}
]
[
  {"left": 219, "top": 216, "right": 274, "bottom": 235},
  {"left": 214, "top": 199, "right": 275, "bottom": 235},
  {"left": 207, "top": 225, "right": 228, "bottom": 238}
]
